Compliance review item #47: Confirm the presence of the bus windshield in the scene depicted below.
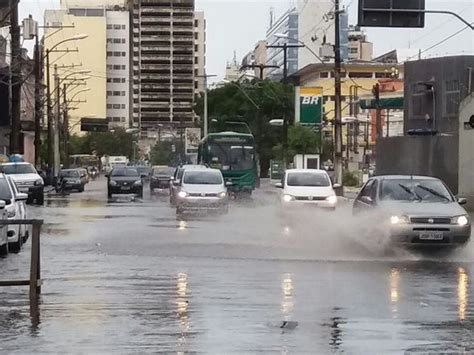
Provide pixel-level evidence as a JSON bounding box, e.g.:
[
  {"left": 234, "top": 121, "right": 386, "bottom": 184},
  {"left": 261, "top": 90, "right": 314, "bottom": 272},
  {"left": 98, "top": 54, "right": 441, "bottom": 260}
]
[{"left": 209, "top": 143, "right": 254, "bottom": 171}]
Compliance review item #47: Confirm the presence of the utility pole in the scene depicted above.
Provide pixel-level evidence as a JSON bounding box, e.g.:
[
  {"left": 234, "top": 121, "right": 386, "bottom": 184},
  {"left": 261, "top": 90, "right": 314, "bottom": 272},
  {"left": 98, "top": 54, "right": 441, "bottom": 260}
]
[
  {"left": 46, "top": 49, "right": 53, "bottom": 176},
  {"left": 373, "top": 83, "right": 382, "bottom": 139},
  {"left": 9, "top": 0, "right": 21, "bottom": 154},
  {"left": 63, "top": 83, "right": 69, "bottom": 168},
  {"left": 34, "top": 27, "right": 42, "bottom": 167},
  {"left": 54, "top": 64, "right": 60, "bottom": 177},
  {"left": 241, "top": 64, "right": 279, "bottom": 80},
  {"left": 333, "top": 0, "right": 343, "bottom": 185}
]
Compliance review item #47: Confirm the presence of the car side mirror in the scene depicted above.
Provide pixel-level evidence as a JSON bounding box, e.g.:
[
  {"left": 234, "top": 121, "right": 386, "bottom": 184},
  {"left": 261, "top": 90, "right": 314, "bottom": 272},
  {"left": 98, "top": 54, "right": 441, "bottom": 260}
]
[
  {"left": 16, "top": 193, "right": 28, "bottom": 201},
  {"left": 458, "top": 197, "right": 467, "bottom": 205},
  {"left": 360, "top": 196, "right": 373, "bottom": 205},
  {"left": 275, "top": 182, "right": 283, "bottom": 189},
  {"left": 333, "top": 183, "right": 342, "bottom": 189}
]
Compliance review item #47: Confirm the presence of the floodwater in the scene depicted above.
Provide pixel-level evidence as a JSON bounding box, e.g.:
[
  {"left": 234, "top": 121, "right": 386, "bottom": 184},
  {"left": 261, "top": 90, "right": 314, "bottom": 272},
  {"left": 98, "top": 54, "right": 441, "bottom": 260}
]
[{"left": 0, "top": 178, "right": 473, "bottom": 353}]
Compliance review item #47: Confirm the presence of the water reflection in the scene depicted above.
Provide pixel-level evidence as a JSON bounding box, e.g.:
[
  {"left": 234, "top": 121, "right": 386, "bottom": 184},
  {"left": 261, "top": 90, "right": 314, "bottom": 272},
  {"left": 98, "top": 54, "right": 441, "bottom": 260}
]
[
  {"left": 177, "top": 221, "right": 188, "bottom": 231},
  {"left": 457, "top": 267, "right": 468, "bottom": 322},
  {"left": 390, "top": 268, "right": 400, "bottom": 318},
  {"left": 281, "top": 273, "right": 294, "bottom": 320},
  {"left": 176, "top": 272, "right": 189, "bottom": 351}
]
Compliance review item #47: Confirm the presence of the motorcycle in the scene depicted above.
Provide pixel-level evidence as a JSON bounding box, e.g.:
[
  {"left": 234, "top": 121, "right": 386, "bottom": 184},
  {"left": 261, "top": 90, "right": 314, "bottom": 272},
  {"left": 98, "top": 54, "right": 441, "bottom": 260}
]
[{"left": 88, "top": 167, "right": 99, "bottom": 180}]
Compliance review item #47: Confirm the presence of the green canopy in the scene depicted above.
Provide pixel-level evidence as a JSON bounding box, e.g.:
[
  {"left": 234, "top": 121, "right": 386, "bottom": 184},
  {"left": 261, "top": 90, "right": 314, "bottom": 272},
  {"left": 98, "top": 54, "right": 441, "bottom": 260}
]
[{"left": 359, "top": 96, "right": 404, "bottom": 110}]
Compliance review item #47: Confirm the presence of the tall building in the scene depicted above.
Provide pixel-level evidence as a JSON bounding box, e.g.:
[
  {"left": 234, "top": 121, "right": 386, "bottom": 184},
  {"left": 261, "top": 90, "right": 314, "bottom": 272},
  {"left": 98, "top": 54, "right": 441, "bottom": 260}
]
[
  {"left": 347, "top": 25, "right": 373, "bottom": 61},
  {"left": 45, "top": 1, "right": 130, "bottom": 133},
  {"left": 129, "top": 0, "right": 195, "bottom": 133},
  {"left": 224, "top": 51, "right": 241, "bottom": 82},
  {"left": 194, "top": 11, "right": 206, "bottom": 95},
  {"left": 265, "top": 8, "right": 298, "bottom": 80}
]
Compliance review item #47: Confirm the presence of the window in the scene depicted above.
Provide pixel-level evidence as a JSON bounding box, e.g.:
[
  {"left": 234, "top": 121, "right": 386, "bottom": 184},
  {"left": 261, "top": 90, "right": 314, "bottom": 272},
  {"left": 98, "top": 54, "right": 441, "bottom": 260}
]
[
  {"left": 107, "top": 78, "right": 112, "bottom": 83},
  {"left": 194, "top": 32, "right": 198, "bottom": 39},
  {"left": 107, "top": 104, "right": 113, "bottom": 109},
  {"left": 122, "top": 52, "right": 126, "bottom": 57},
  {"left": 113, "top": 38, "right": 121, "bottom": 43},
  {"left": 195, "top": 19, "right": 198, "bottom": 27},
  {"left": 375, "top": 72, "right": 388, "bottom": 78},
  {"left": 121, "top": 117, "right": 126, "bottom": 122},
  {"left": 121, "top": 91, "right": 126, "bottom": 96},
  {"left": 122, "top": 38, "right": 126, "bottom": 44},
  {"left": 113, "top": 104, "right": 121, "bottom": 109},
  {"left": 122, "top": 104, "right": 126, "bottom": 109},
  {"left": 114, "top": 51, "right": 121, "bottom": 57},
  {"left": 107, "top": 65, "right": 113, "bottom": 70},
  {"left": 113, "top": 24, "right": 121, "bottom": 30},
  {"left": 349, "top": 48, "right": 359, "bottom": 54},
  {"left": 319, "top": 72, "right": 329, "bottom": 78},
  {"left": 122, "top": 65, "right": 126, "bottom": 70},
  {"left": 107, "top": 91, "right": 112, "bottom": 96},
  {"left": 113, "top": 91, "right": 121, "bottom": 96},
  {"left": 107, "top": 24, "right": 113, "bottom": 29},
  {"left": 121, "top": 25, "right": 126, "bottom": 29},
  {"left": 195, "top": 44, "right": 198, "bottom": 52},
  {"left": 194, "top": 69, "right": 198, "bottom": 76},
  {"left": 107, "top": 51, "right": 113, "bottom": 57},
  {"left": 107, "top": 38, "right": 113, "bottom": 44},
  {"left": 195, "top": 81, "right": 198, "bottom": 89},
  {"left": 195, "top": 57, "right": 198, "bottom": 64},
  {"left": 113, "top": 78, "right": 121, "bottom": 83},
  {"left": 348, "top": 72, "right": 373, "bottom": 78},
  {"left": 122, "top": 78, "right": 126, "bottom": 83}
]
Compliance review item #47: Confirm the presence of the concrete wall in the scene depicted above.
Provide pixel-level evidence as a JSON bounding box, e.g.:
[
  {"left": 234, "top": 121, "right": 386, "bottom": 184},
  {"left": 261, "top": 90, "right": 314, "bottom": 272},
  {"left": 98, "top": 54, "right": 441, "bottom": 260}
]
[
  {"left": 376, "top": 135, "right": 459, "bottom": 194},
  {"left": 458, "top": 94, "right": 474, "bottom": 210}
]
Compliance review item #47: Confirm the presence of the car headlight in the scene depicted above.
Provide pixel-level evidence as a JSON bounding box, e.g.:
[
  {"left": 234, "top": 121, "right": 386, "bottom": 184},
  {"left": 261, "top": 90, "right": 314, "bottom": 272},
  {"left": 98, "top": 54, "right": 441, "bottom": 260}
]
[
  {"left": 390, "top": 215, "right": 410, "bottom": 225},
  {"left": 218, "top": 191, "right": 227, "bottom": 199},
  {"left": 178, "top": 191, "right": 188, "bottom": 198},
  {"left": 133, "top": 180, "right": 142, "bottom": 186},
  {"left": 452, "top": 215, "right": 469, "bottom": 226},
  {"left": 34, "top": 179, "right": 43, "bottom": 186},
  {"left": 109, "top": 180, "right": 118, "bottom": 186},
  {"left": 283, "top": 194, "right": 294, "bottom": 202},
  {"left": 7, "top": 209, "right": 15, "bottom": 218},
  {"left": 326, "top": 195, "right": 338, "bottom": 204}
]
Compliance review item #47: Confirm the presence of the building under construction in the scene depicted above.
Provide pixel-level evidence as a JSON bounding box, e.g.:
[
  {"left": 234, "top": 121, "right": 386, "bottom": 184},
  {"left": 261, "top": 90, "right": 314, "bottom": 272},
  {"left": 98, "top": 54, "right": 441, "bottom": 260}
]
[{"left": 129, "top": 0, "right": 195, "bottom": 134}]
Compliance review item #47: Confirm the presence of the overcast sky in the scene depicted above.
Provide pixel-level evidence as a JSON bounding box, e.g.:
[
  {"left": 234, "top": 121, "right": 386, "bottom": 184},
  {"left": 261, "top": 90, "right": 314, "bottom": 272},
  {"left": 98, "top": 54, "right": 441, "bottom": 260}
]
[{"left": 19, "top": 0, "right": 474, "bottom": 81}]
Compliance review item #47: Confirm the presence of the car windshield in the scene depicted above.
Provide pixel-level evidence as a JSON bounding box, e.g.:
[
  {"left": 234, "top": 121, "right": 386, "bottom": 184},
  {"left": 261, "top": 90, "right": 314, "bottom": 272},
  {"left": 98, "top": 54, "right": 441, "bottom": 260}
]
[
  {"left": 380, "top": 179, "right": 454, "bottom": 202},
  {"left": 183, "top": 171, "right": 222, "bottom": 185},
  {"left": 136, "top": 167, "right": 150, "bottom": 174},
  {"left": 60, "top": 170, "right": 80, "bottom": 178},
  {"left": 154, "top": 167, "right": 174, "bottom": 176},
  {"left": 287, "top": 172, "right": 330, "bottom": 187},
  {"left": 0, "top": 164, "right": 36, "bottom": 174},
  {"left": 0, "top": 179, "right": 12, "bottom": 201},
  {"left": 111, "top": 168, "right": 139, "bottom": 177},
  {"left": 209, "top": 143, "right": 254, "bottom": 171}
]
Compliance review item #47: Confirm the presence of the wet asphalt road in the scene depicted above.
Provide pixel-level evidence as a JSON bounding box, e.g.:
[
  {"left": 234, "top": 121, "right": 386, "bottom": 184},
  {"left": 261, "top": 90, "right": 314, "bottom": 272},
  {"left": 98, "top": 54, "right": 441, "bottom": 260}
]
[{"left": 0, "top": 178, "right": 473, "bottom": 353}]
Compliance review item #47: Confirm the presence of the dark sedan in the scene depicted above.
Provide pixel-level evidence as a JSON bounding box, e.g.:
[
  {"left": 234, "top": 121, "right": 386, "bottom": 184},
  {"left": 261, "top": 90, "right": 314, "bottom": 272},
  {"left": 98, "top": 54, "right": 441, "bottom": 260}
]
[
  {"left": 58, "top": 169, "right": 85, "bottom": 192},
  {"left": 150, "top": 166, "right": 174, "bottom": 191},
  {"left": 107, "top": 167, "right": 143, "bottom": 198}
]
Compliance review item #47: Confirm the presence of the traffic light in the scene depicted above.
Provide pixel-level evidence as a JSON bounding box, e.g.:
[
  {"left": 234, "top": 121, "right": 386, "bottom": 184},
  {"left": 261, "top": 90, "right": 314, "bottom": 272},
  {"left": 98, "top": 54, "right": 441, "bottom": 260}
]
[{"left": 358, "top": 0, "right": 425, "bottom": 28}]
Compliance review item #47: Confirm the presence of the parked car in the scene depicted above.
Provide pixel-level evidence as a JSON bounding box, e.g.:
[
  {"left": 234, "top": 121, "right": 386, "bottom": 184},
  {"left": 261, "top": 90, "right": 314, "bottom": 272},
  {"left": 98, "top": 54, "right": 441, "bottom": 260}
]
[
  {"left": 353, "top": 175, "right": 471, "bottom": 247},
  {"left": 78, "top": 168, "right": 89, "bottom": 184},
  {"left": 150, "top": 166, "right": 174, "bottom": 191},
  {"left": 0, "top": 162, "right": 44, "bottom": 205},
  {"left": 58, "top": 169, "right": 85, "bottom": 192},
  {"left": 0, "top": 200, "right": 7, "bottom": 255},
  {"left": 170, "top": 165, "right": 208, "bottom": 205},
  {"left": 0, "top": 174, "right": 28, "bottom": 253},
  {"left": 175, "top": 167, "right": 229, "bottom": 215},
  {"left": 275, "top": 169, "right": 338, "bottom": 210},
  {"left": 107, "top": 167, "right": 143, "bottom": 198}
]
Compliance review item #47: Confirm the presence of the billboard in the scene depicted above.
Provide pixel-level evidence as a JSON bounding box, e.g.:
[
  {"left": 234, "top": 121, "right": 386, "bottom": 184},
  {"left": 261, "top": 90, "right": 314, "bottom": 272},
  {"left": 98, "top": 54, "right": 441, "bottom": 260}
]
[
  {"left": 185, "top": 128, "right": 201, "bottom": 155},
  {"left": 295, "top": 87, "right": 323, "bottom": 125}
]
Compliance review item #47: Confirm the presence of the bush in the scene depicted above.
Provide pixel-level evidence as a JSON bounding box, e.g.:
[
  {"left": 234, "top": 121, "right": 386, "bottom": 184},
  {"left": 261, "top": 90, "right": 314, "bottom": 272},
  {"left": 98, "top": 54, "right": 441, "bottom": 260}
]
[{"left": 343, "top": 170, "right": 359, "bottom": 187}]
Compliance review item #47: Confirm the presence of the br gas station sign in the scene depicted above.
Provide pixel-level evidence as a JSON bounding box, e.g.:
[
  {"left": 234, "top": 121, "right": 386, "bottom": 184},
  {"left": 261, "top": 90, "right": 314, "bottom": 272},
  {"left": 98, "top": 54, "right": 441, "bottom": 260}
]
[{"left": 295, "top": 87, "right": 323, "bottom": 126}]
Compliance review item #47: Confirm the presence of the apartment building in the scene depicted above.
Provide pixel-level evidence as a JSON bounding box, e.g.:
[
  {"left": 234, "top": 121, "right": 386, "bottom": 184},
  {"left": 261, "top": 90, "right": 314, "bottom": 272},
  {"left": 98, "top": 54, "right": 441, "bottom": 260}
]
[
  {"left": 129, "top": 0, "right": 195, "bottom": 133},
  {"left": 194, "top": 11, "right": 206, "bottom": 95}
]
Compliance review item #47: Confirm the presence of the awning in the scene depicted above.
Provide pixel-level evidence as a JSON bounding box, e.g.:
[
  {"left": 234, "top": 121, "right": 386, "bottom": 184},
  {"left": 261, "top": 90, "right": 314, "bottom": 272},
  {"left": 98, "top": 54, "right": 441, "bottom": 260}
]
[{"left": 359, "top": 96, "right": 404, "bottom": 109}]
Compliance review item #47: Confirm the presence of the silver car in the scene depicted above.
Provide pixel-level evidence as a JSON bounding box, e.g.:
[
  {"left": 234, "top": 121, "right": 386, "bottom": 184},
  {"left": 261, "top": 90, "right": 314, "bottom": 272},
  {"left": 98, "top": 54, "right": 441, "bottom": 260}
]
[
  {"left": 175, "top": 168, "right": 229, "bottom": 215},
  {"left": 353, "top": 175, "right": 471, "bottom": 247}
]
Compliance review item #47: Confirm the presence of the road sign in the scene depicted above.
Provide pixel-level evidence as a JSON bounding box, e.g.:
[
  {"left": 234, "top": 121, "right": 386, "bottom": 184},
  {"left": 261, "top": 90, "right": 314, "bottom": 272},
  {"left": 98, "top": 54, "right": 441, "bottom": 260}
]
[
  {"left": 295, "top": 87, "right": 323, "bottom": 125},
  {"left": 358, "top": 0, "right": 425, "bottom": 28}
]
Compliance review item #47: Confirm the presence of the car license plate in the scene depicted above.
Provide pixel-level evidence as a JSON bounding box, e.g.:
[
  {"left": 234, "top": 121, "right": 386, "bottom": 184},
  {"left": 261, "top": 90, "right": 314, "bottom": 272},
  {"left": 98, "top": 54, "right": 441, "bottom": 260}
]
[
  {"left": 121, "top": 186, "right": 131, "bottom": 191},
  {"left": 419, "top": 231, "right": 444, "bottom": 240}
]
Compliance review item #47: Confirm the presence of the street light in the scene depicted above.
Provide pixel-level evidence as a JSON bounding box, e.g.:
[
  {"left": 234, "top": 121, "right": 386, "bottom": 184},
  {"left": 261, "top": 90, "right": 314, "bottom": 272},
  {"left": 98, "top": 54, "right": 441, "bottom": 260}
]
[{"left": 196, "top": 73, "right": 217, "bottom": 138}]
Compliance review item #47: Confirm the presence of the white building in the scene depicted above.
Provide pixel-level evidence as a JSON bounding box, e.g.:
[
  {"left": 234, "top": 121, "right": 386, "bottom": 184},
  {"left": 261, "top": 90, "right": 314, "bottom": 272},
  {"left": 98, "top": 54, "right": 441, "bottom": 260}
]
[
  {"left": 106, "top": 10, "right": 130, "bottom": 129},
  {"left": 194, "top": 11, "right": 206, "bottom": 95}
]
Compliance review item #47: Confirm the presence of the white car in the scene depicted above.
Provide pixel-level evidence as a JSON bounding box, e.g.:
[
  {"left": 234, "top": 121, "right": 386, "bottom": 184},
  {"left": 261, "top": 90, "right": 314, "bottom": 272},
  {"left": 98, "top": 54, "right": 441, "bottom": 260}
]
[
  {"left": 276, "top": 169, "right": 338, "bottom": 210},
  {"left": 0, "top": 174, "right": 28, "bottom": 253},
  {"left": 175, "top": 167, "right": 229, "bottom": 215},
  {"left": 0, "top": 162, "right": 44, "bottom": 205}
]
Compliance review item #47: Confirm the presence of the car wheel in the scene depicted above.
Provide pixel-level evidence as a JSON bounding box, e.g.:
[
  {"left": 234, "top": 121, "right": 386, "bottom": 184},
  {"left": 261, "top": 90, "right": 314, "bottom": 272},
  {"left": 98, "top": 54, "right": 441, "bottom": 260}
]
[
  {"left": 0, "top": 243, "right": 7, "bottom": 255},
  {"left": 9, "top": 237, "right": 22, "bottom": 254},
  {"left": 107, "top": 190, "right": 112, "bottom": 198},
  {"left": 36, "top": 194, "right": 44, "bottom": 205},
  {"left": 79, "top": 186, "right": 84, "bottom": 193}
]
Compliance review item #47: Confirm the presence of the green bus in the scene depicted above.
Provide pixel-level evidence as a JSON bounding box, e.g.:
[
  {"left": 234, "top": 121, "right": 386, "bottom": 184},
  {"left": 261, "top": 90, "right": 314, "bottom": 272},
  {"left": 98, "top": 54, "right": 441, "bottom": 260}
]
[{"left": 198, "top": 131, "right": 257, "bottom": 195}]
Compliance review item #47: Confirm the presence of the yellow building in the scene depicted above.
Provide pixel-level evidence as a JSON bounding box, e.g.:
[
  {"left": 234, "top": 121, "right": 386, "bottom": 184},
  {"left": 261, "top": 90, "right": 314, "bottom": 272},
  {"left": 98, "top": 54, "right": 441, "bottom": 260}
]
[
  {"left": 44, "top": 9, "right": 107, "bottom": 135},
  {"left": 291, "top": 62, "right": 404, "bottom": 121}
]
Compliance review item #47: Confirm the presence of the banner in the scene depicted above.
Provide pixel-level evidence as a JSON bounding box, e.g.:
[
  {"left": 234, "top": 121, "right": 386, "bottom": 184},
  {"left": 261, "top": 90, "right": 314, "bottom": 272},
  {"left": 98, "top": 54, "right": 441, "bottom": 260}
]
[
  {"left": 296, "top": 87, "right": 323, "bottom": 125},
  {"left": 185, "top": 128, "right": 201, "bottom": 155}
]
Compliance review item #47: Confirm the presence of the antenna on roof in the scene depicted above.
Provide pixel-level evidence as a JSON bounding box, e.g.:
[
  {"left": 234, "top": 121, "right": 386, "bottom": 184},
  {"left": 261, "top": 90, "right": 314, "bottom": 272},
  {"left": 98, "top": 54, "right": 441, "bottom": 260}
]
[{"left": 269, "top": 6, "right": 274, "bottom": 29}]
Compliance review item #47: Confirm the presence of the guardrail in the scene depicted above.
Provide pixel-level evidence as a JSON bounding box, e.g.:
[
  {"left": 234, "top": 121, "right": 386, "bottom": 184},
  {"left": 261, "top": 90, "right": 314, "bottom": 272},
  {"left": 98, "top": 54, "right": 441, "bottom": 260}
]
[{"left": 0, "top": 219, "right": 43, "bottom": 299}]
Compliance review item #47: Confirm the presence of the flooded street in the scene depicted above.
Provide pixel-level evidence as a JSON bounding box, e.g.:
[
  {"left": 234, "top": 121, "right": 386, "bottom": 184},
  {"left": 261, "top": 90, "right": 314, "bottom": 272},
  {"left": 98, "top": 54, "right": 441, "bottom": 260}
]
[{"left": 0, "top": 178, "right": 473, "bottom": 353}]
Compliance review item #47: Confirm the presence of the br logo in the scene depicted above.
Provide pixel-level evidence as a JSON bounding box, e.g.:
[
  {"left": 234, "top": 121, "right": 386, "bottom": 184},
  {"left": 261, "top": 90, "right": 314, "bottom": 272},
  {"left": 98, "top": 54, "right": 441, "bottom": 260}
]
[{"left": 301, "top": 96, "right": 320, "bottom": 105}]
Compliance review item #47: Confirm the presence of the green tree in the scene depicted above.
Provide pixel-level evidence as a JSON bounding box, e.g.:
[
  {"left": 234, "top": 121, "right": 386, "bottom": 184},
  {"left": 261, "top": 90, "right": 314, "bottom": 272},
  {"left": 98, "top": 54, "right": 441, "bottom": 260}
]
[
  {"left": 150, "top": 141, "right": 173, "bottom": 166},
  {"left": 69, "top": 128, "right": 135, "bottom": 159},
  {"left": 194, "top": 80, "right": 294, "bottom": 177},
  {"left": 272, "top": 124, "right": 322, "bottom": 163}
]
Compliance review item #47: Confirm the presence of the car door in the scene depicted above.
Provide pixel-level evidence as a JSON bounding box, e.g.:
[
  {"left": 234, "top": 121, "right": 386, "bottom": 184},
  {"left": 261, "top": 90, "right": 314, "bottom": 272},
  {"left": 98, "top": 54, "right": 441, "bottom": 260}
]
[
  {"left": 8, "top": 176, "right": 26, "bottom": 220},
  {"left": 353, "top": 179, "right": 377, "bottom": 213}
]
